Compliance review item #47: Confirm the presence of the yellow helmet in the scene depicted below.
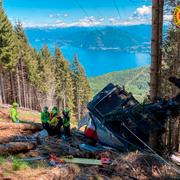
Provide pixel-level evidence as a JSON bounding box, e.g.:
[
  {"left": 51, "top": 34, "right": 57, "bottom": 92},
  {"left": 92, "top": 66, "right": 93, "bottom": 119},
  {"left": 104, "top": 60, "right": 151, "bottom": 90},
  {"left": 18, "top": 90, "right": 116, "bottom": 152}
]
[{"left": 12, "top": 102, "right": 19, "bottom": 107}]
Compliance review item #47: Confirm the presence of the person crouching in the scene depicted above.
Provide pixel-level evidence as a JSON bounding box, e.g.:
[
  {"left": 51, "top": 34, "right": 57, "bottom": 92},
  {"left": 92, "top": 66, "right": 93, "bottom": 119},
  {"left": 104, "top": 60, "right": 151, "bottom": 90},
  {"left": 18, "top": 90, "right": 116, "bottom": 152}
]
[
  {"left": 49, "top": 107, "right": 63, "bottom": 137},
  {"left": 62, "top": 108, "right": 71, "bottom": 138}
]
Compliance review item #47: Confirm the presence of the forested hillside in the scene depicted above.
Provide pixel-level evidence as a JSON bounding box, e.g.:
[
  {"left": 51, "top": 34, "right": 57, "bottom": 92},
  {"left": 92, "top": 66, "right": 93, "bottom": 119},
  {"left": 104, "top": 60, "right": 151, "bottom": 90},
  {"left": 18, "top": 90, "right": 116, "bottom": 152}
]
[
  {"left": 0, "top": 4, "right": 91, "bottom": 120},
  {"left": 89, "top": 66, "right": 150, "bottom": 102}
]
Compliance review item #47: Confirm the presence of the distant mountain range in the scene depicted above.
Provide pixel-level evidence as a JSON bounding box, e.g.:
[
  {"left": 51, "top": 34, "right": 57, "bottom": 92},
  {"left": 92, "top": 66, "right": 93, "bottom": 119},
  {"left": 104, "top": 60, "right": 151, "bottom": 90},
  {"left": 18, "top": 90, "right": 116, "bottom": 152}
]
[
  {"left": 25, "top": 25, "right": 156, "bottom": 53},
  {"left": 89, "top": 66, "right": 150, "bottom": 102}
]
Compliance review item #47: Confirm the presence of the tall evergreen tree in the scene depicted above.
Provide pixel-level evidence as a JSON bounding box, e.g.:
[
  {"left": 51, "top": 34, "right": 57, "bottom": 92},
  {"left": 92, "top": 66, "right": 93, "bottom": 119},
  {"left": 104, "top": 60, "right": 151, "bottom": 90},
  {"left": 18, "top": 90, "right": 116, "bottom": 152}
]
[
  {"left": 149, "top": 0, "right": 164, "bottom": 151},
  {"left": 71, "top": 54, "right": 92, "bottom": 120},
  {"left": 13, "top": 22, "right": 41, "bottom": 108},
  {"left": 38, "top": 45, "right": 55, "bottom": 109},
  {"left": 0, "top": 4, "right": 17, "bottom": 69},
  {"left": 38, "top": 45, "right": 54, "bottom": 93},
  {"left": 0, "top": 4, "right": 18, "bottom": 104},
  {"left": 54, "top": 47, "right": 74, "bottom": 112}
]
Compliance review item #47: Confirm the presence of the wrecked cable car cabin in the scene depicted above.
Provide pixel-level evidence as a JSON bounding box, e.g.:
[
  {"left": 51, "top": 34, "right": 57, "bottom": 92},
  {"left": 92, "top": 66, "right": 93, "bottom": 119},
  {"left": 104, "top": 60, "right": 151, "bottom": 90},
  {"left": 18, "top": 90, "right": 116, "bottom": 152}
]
[{"left": 79, "top": 83, "right": 178, "bottom": 152}]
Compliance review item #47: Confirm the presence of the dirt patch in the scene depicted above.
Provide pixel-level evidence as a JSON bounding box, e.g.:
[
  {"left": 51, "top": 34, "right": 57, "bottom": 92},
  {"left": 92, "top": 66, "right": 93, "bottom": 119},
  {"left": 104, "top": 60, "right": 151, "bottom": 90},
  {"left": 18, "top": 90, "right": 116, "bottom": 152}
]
[{"left": 0, "top": 105, "right": 40, "bottom": 123}]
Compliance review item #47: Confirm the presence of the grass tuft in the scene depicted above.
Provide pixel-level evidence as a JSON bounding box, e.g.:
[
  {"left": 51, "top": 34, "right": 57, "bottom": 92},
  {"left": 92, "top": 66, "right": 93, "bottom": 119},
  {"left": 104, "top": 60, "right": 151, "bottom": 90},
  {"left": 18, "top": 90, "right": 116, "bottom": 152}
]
[
  {"left": 0, "top": 156, "right": 5, "bottom": 165},
  {"left": 12, "top": 158, "right": 29, "bottom": 171}
]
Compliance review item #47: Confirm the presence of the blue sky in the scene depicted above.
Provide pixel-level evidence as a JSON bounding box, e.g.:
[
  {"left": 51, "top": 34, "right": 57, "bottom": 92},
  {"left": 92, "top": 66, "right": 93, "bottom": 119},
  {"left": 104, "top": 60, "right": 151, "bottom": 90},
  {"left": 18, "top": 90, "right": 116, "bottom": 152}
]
[{"left": 3, "top": 0, "right": 168, "bottom": 28}]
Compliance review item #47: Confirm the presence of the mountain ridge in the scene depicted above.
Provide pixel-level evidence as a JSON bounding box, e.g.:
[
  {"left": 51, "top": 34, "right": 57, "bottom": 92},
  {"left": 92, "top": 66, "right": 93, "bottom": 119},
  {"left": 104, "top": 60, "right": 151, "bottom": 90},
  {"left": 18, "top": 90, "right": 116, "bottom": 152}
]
[{"left": 25, "top": 25, "right": 153, "bottom": 53}]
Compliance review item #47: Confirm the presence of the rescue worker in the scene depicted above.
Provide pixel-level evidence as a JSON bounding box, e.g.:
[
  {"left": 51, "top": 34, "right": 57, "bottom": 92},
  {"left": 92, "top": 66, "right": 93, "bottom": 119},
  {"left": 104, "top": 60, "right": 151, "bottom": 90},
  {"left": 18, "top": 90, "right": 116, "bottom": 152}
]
[
  {"left": 41, "top": 106, "right": 50, "bottom": 130},
  {"left": 10, "top": 102, "right": 19, "bottom": 123},
  {"left": 62, "top": 108, "right": 71, "bottom": 138},
  {"left": 50, "top": 106, "right": 58, "bottom": 121},
  {"left": 49, "top": 106, "right": 63, "bottom": 137}
]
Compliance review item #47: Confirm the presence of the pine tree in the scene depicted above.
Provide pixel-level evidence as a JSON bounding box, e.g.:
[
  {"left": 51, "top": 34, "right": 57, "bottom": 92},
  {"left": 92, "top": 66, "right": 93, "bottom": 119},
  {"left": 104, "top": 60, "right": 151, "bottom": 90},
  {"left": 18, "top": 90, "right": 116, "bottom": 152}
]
[
  {"left": 54, "top": 47, "right": 74, "bottom": 112},
  {"left": 149, "top": 0, "right": 164, "bottom": 151},
  {"left": 38, "top": 45, "right": 53, "bottom": 92},
  {"left": 71, "top": 54, "right": 92, "bottom": 120},
  {"left": 81, "top": 74, "right": 92, "bottom": 111},
  {"left": 150, "top": 0, "right": 164, "bottom": 102},
  {"left": 13, "top": 22, "right": 41, "bottom": 109},
  {"left": 38, "top": 45, "right": 55, "bottom": 109},
  {"left": 0, "top": 4, "right": 18, "bottom": 104},
  {"left": 0, "top": 4, "right": 17, "bottom": 69}
]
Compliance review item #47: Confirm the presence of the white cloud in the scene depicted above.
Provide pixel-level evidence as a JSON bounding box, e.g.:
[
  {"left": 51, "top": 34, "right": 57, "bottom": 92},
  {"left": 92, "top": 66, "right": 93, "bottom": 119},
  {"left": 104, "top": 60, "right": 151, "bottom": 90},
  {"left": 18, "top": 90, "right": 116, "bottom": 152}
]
[
  {"left": 64, "top": 13, "right": 68, "bottom": 17},
  {"left": 55, "top": 19, "right": 63, "bottom": 23},
  {"left": 22, "top": 16, "right": 104, "bottom": 28},
  {"left": 120, "top": 5, "right": 152, "bottom": 26},
  {"left": 109, "top": 18, "right": 116, "bottom": 23},
  {"left": 109, "top": 19, "right": 150, "bottom": 26},
  {"left": 136, "top": 5, "right": 151, "bottom": 16},
  {"left": 99, "top": 18, "right": 104, "bottom": 22},
  {"left": 75, "top": 16, "right": 102, "bottom": 26}
]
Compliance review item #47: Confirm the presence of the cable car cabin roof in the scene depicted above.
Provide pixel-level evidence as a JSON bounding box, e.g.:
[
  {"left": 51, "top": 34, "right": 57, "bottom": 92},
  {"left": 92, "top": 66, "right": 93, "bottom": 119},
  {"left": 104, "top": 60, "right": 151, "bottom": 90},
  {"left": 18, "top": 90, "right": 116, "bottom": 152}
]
[{"left": 87, "top": 83, "right": 140, "bottom": 123}]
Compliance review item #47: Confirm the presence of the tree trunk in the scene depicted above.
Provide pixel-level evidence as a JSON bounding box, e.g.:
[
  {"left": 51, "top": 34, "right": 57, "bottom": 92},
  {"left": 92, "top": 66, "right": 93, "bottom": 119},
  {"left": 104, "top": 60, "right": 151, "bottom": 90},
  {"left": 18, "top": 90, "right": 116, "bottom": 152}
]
[
  {"left": 149, "top": 0, "right": 164, "bottom": 150},
  {"left": 16, "top": 65, "right": 22, "bottom": 106},
  {"left": 10, "top": 71, "right": 16, "bottom": 103},
  {"left": 0, "top": 72, "right": 3, "bottom": 104},
  {"left": 0, "top": 142, "right": 36, "bottom": 155},
  {"left": 20, "top": 59, "right": 27, "bottom": 107},
  {"left": 29, "top": 85, "right": 32, "bottom": 109},
  {"left": 177, "top": 30, "right": 180, "bottom": 152},
  {"left": 0, "top": 122, "right": 42, "bottom": 131},
  {"left": 77, "top": 89, "right": 81, "bottom": 121},
  {"left": 63, "top": 87, "right": 66, "bottom": 109},
  {"left": 0, "top": 72, "right": 6, "bottom": 104},
  {"left": 150, "top": 0, "right": 164, "bottom": 102}
]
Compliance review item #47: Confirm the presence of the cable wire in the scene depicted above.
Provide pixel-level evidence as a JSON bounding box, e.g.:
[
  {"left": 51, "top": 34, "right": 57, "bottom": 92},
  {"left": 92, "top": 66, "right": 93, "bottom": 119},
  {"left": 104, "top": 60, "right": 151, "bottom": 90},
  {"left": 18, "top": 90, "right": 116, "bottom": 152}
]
[
  {"left": 74, "top": 0, "right": 89, "bottom": 19},
  {"left": 73, "top": 0, "right": 103, "bottom": 35},
  {"left": 122, "top": 122, "right": 180, "bottom": 175},
  {"left": 112, "top": 0, "right": 121, "bottom": 20}
]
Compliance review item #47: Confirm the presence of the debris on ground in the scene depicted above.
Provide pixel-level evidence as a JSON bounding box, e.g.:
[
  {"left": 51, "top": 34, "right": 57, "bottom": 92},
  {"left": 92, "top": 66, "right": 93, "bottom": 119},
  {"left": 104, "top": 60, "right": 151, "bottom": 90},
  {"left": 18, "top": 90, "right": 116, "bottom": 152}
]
[
  {"left": 0, "top": 120, "right": 179, "bottom": 179},
  {"left": 0, "top": 122, "right": 42, "bottom": 154},
  {"left": 170, "top": 152, "right": 180, "bottom": 166}
]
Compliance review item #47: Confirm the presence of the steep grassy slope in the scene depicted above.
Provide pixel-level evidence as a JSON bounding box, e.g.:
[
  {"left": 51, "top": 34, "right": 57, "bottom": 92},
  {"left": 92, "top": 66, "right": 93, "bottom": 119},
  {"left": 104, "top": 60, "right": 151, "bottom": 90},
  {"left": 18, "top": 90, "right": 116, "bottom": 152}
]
[{"left": 89, "top": 66, "right": 150, "bottom": 102}]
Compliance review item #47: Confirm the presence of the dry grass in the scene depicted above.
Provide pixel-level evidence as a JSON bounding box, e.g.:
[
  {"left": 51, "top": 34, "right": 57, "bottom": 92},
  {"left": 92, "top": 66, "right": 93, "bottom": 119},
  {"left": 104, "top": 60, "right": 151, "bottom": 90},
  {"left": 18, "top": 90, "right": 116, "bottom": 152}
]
[
  {"left": 0, "top": 104, "right": 78, "bottom": 127},
  {"left": 0, "top": 157, "right": 82, "bottom": 180},
  {"left": 0, "top": 105, "right": 40, "bottom": 123}
]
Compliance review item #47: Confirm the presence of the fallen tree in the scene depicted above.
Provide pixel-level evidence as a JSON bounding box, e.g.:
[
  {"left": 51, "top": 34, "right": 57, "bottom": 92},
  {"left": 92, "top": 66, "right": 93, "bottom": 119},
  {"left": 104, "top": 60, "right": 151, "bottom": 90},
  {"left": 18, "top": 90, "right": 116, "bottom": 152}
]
[
  {"left": 0, "top": 122, "right": 42, "bottom": 131},
  {"left": 0, "top": 134, "right": 37, "bottom": 144},
  {"left": 0, "top": 142, "right": 36, "bottom": 155},
  {"left": 0, "top": 122, "right": 43, "bottom": 154}
]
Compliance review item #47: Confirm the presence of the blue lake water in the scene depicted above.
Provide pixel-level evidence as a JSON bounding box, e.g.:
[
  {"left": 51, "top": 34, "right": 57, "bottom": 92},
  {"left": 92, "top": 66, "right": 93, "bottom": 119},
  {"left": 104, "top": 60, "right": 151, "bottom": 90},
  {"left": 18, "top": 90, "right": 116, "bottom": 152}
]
[
  {"left": 26, "top": 26, "right": 151, "bottom": 77},
  {"left": 30, "top": 42, "right": 150, "bottom": 77},
  {"left": 60, "top": 46, "right": 150, "bottom": 77}
]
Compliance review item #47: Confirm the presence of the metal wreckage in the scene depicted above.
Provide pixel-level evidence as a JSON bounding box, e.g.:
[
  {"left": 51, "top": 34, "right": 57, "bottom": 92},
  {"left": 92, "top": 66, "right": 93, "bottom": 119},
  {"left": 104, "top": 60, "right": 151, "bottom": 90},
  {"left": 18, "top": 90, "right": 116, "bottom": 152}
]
[{"left": 78, "top": 77, "right": 180, "bottom": 151}]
